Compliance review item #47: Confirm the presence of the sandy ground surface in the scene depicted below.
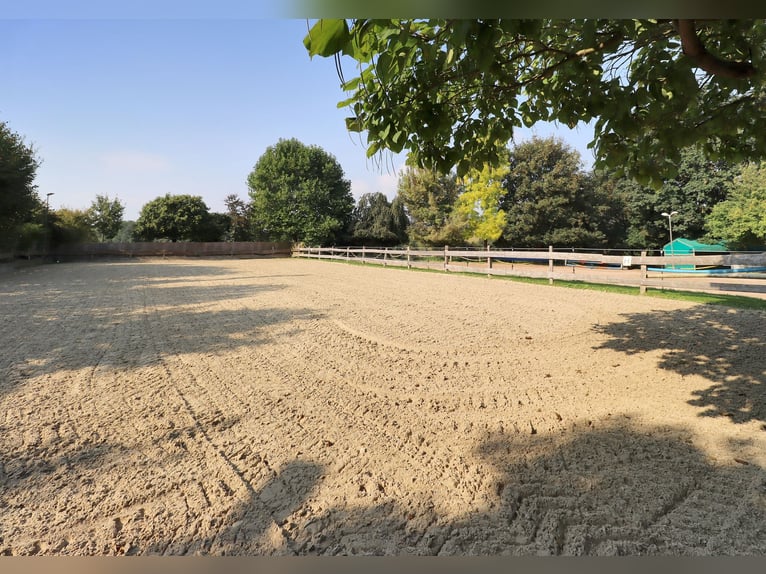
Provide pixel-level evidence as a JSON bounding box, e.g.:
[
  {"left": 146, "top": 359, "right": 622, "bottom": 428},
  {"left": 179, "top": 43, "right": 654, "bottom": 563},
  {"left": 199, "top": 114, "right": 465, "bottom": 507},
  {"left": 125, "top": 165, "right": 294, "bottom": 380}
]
[{"left": 1, "top": 257, "right": 765, "bottom": 556}]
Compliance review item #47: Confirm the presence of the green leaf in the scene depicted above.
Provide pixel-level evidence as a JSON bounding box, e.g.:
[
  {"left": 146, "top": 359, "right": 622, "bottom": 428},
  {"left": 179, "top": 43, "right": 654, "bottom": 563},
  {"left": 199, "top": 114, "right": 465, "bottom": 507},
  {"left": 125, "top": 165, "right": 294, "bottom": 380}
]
[
  {"left": 341, "top": 77, "right": 360, "bottom": 91},
  {"left": 304, "top": 19, "right": 350, "bottom": 58},
  {"left": 445, "top": 47, "right": 455, "bottom": 67},
  {"left": 337, "top": 96, "right": 357, "bottom": 109},
  {"left": 345, "top": 117, "right": 363, "bottom": 132},
  {"left": 376, "top": 52, "right": 394, "bottom": 84},
  {"left": 366, "top": 141, "right": 381, "bottom": 158}
]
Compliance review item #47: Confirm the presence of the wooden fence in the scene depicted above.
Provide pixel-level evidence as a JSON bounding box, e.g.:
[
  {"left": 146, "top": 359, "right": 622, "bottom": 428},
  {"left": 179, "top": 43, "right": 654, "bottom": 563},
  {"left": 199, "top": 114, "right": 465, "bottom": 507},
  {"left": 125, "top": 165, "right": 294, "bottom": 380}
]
[
  {"left": 49, "top": 241, "right": 293, "bottom": 259},
  {"left": 294, "top": 245, "right": 766, "bottom": 297}
]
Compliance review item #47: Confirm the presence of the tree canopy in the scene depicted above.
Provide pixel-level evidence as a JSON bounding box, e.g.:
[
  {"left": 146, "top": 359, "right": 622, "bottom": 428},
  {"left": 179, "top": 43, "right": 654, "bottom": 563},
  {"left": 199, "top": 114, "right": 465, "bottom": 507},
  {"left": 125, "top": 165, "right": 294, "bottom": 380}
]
[
  {"left": 349, "top": 192, "right": 408, "bottom": 246},
  {"left": 112, "top": 220, "right": 136, "bottom": 243},
  {"left": 134, "top": 194, "right": 213, "bottom": 242},
  {"left": 620, "top": 147, "right": 740, "bottom": 248},
  {"left": 223, "top": 194, "right": 253, "bottom": 242},
  {"left": 396, "top": 166, "right": 461, "bottom": 245},
  {"left": 706, "top": 162, "right": 766, "bottom": 249},
  {"left": 304, "top": 19, "right": 766, "bottom": 184},
  {"left": 87, "top": 194, "right": 125, "bottom": 242},
  {"left": 452, "top": 164, "right": 507, "bottom": 247},
  {"left": 500, "top": 137, "right": 609, "bottom": 247},
  {"left": 247, "top": 138, "right": 354, "bottom": 246},
  {"left": 51, "top": 208, "right": 95, "bottom": 246},
  {"left": 1, "top": 121, "right": 41, "bottom": 249}
]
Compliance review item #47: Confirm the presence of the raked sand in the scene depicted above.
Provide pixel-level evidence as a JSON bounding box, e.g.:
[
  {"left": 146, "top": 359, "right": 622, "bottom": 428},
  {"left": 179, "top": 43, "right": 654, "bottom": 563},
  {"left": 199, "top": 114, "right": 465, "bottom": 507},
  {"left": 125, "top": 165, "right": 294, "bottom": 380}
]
[{"left": 1, "top": 257, "right": 765, "bottom": 555}]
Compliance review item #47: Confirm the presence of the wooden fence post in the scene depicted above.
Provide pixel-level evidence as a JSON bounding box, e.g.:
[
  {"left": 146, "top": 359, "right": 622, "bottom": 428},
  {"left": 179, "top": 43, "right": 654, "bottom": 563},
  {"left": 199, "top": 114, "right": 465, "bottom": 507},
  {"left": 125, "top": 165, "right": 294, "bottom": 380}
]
[
  {"left": 444, "top": 245, "right": 449, "bottom": 271},
  {"left": 487, "top": 244, "right": 492, "bottom": 277},
  {"left": 407, "top": 245, "right": 411, "bottom": 269},
  {"left": 362, "top": 245, "right": 366, "bottom": 264},
  {"left": 548, "top": 245, "right": 554, "bottom": 285},
  {"left": 384, "top": 247, "right": 388, "bottom": 267},
  {"left": 346, "top": 246, "right": 350, "bottom": 261},
  {"left": 640, "top": 250, "right": 647, "bottom": 295}
]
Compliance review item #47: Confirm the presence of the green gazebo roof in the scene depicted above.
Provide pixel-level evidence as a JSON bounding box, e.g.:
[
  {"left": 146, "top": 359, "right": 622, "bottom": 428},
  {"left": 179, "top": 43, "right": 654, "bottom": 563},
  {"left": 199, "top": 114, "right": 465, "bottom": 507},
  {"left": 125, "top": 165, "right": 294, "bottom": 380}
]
[{"left": 663, "top": 238, "right": 727, "bottom": 253}]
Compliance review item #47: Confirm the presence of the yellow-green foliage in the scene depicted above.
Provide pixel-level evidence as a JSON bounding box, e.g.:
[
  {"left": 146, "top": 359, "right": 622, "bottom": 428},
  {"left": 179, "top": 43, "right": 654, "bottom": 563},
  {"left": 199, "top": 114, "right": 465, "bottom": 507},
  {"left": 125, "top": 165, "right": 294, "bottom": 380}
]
[
  {"left": 453, "top": 164, "right": 507, "bottom": 245},
  {"left": 52, "top": 207, "right": 96, "bottom": 244}
]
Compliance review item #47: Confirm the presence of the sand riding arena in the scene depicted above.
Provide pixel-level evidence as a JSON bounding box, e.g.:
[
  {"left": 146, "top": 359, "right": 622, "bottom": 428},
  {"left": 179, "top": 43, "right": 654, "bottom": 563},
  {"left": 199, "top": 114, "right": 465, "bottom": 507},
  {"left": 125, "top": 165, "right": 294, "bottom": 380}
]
[{"left": 1, "top": 257, "right": 765, "bottom": 555}]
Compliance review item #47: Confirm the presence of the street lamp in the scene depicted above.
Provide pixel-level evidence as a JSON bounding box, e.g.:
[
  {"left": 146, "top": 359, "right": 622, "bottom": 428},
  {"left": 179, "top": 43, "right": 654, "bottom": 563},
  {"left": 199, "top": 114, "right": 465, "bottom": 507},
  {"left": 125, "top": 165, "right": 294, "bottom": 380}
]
[{"left": 661, "top": 210, "right": 678, "bottom": 258}]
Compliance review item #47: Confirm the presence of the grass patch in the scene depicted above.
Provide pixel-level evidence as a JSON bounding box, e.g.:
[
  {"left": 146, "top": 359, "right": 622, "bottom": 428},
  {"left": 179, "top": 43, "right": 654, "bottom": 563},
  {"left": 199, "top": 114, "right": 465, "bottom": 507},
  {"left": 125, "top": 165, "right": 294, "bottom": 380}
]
[
  {"left": 501, "top": 275, "right": 638, "bottom": 294},
  {"left": 491, "top": 274, "right": 766, "bottom": 311}
]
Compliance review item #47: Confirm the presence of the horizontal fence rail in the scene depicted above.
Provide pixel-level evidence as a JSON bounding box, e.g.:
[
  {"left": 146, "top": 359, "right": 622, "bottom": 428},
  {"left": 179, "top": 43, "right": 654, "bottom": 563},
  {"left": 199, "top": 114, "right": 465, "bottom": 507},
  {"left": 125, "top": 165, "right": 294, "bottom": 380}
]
[{"left": 294, "top": 246, "right": 766, "bottom": 297}]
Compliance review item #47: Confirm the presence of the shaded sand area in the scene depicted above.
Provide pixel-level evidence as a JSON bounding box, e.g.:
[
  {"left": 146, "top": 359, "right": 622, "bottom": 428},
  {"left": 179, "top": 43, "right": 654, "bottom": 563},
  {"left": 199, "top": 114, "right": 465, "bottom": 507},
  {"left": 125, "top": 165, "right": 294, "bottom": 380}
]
[{"left": 1, "top": 258, "right": 765, "bottom": 555}]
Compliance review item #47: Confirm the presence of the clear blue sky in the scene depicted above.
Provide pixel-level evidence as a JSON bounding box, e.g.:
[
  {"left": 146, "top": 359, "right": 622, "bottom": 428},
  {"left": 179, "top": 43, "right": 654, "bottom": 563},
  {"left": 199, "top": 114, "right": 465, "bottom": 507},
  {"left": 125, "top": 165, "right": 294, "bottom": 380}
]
[{"left": 2, "top": 10, "right": 596, "bottom": 221}]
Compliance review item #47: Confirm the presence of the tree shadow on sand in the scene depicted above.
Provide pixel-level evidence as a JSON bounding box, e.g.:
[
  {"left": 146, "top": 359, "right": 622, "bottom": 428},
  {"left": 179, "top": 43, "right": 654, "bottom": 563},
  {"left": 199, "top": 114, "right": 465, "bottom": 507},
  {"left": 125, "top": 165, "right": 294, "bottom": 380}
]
[
  {"left": 4, "top": 417, "right": 766, "bottom": 555},
  {"left": 0, "top": 405, "right": 325, "bottom": 556},
  {"left": 266, "top": 421, "right": 766, "bottom": 556},
  {"left": 592, "top": 305, "right": 765, "bottom": 425},
  {"left": 0, "top": 261, "right": 322, "bottom": 392}
]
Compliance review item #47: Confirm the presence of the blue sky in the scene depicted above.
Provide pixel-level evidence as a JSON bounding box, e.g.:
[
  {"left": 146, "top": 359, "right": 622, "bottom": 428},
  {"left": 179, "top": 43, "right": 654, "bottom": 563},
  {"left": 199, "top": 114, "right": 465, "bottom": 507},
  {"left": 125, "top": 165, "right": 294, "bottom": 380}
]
[{"left": 2, "top": 13, "right": 596, "bottom": 220}]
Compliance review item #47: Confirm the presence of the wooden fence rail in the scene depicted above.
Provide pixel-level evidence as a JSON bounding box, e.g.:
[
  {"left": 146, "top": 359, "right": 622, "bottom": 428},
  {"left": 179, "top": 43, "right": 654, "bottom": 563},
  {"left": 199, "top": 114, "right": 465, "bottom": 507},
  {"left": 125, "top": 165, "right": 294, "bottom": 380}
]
[{"left": 294, "top": 246, "right": 766, "bottom": 297}]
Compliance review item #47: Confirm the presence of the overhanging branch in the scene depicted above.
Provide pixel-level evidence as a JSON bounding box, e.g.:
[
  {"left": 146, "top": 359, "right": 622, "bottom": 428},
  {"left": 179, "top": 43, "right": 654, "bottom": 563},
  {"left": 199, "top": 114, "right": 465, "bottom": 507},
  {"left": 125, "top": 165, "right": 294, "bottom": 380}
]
[{"left": 677, "top": 19, "right": 756, "bottom": 80}]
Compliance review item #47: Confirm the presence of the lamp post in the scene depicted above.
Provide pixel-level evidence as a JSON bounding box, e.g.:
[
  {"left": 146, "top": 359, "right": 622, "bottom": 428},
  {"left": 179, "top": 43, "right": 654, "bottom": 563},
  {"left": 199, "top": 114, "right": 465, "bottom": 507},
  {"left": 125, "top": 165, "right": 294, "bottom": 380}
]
[
  {"left": 44, "top": 192, "right": 54, "bottom": 258},
  {"left": 661, "top": 210, "right": 678, "bottom": 262}
]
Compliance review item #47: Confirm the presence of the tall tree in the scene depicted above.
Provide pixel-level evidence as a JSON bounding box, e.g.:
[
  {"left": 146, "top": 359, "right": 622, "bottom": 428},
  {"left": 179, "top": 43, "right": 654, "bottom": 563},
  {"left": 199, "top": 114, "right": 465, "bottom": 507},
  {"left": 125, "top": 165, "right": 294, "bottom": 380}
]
[
  {"left": 134, "top": 194, "right": 213, "bottom": 242},
  {"left": 350, "top": 192, "right": 407, "bottom": 246},
  {"left": 0, "top": 121, "right": 41, "bottom": 250},
  {"left": 389, "top": 194, "right": 409, "bottom": 245},
  {"left": 583, "top": 170, "right": 632, "bottom": 249},
  {"left": 305, "top": 19, "right": 766, "bottom": 184},
  {"left": 501, "top": 137, "right": 607, "bottom": 247},
  {"left": 223, "top": 194, "right": 252, "bottom": 242},
  {"left": 247, "top": 138, "right": 354, "bottom": 246},
  {"left": 196, "top": 212, "right": 229, "bottom": 242},
  {"left": 706, "top": 162, "right": 766, "bottom": 249},
  {"left": 87, "top": 194, "right": 125, "bottom": 242},
  {"left": 452, "top": 164, "right": 508, "bottom": 247},
  {"left": 396, "top": 166, "right": 461, "bottom": 245}
]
